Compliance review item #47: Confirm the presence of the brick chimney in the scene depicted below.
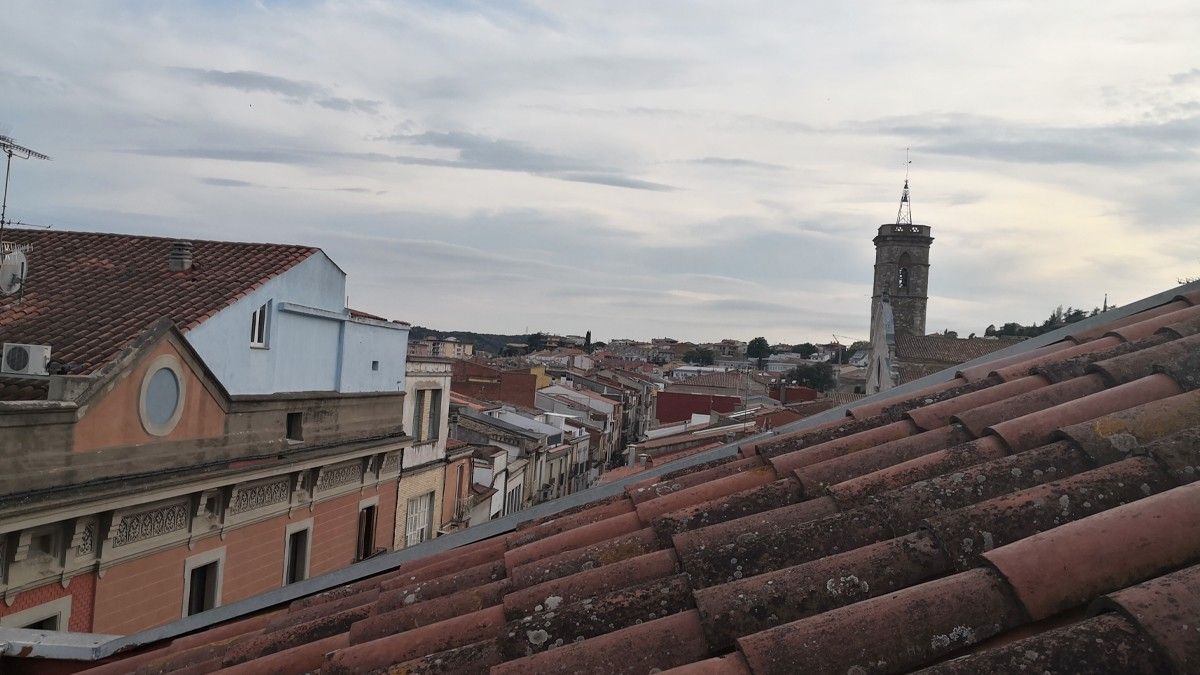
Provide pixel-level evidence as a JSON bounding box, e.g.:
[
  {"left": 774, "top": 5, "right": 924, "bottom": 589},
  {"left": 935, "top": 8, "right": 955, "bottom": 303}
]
[{"left": 168, "top": 240, "right": 193, "bottom": 272}]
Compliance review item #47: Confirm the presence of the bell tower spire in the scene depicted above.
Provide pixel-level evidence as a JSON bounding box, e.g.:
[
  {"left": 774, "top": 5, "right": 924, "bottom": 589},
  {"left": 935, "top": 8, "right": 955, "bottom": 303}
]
[
  {"left": 895, "top": 148, "right": 912, "bottom": 225},
  {"left": 871, "top": 150, "right": 933, "bottom": 344}
]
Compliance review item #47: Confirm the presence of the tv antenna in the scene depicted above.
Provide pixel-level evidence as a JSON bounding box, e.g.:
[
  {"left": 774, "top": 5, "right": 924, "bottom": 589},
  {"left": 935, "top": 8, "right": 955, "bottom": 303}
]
[{"left": 0, "top": 135, "right": 51, "bottom": 297}]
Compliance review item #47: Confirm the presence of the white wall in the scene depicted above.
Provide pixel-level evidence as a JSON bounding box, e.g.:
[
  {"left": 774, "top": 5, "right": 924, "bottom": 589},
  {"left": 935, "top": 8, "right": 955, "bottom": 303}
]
[{"left": 185, "top": 252, "right": 409, "bottom": 395}]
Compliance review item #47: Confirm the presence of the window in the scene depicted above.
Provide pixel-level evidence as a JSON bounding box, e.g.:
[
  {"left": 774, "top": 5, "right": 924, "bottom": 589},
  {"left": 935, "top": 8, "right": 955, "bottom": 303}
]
[
  {"left": 250, "top": 301, "right": 271, "bottom": 347},
  {"left": 286, "top": 412, "right": 304, "bottom": 442},
  {"left": 411, "top": 389, "right": 443, "bottom": 443},
  {"left": 371, "top": 360, "right": 380, "bottom": 371},
  {"left": 22, "top": 615, "right": 59, "bottom": 630},
  {"left": 411, "top": 390, "right": 424, "bottom": 442},
  {"left": 428, "top": 390, "right": 442, "bottom": 441},
  {"left": 404, "top": 493, "right": 433, "bottom": 547},
  {"left": 0, "top": 596, "right": 72, "bottom": 630},
  {"left": 505, "top": 484, "right": 523, "bottom": 515},
  {"left": 898, "top": 267, "right": 909, "bottom": 289},
  {"left": 357, "top": 504, "right": 378, "bottom": 560},
  {"left": 187, "top": 563, "right": 218, "bottom": 615},
  {"left": 284, "top": 525, "right": 310, "bottom": 585},
  {"left": 182, "top": 548, "right": 224, "bottom": 618},
  {"left": 139, "top": 355, "right": 187, "bottom": 436}
]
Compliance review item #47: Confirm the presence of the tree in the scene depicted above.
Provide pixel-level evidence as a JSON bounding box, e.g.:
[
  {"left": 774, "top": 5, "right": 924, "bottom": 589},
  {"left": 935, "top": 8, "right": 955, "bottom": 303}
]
[
  {"left": 987, "top": 304, "right": 1105, "bottom": 339},
  {"left": 784, "top": 362, "right": 836, "bottom": 392},
  {"left": 747, "top": 336, "right": 770, "bottom": 369},
  {"left": 683, "top": 347, "right": 715, "bottom": 366},
  {"left": 526, "top": 332, "right": 547, "bottom": 351},
  {"left": 584, "top": 330, "right": 592, "bottom": 348},
  {"left": 790, "top": 342, "right": 818, "bottom": 358}
]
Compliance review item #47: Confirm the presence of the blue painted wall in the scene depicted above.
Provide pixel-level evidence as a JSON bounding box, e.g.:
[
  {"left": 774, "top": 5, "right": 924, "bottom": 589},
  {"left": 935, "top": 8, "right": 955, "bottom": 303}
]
[{"left": 185, "top": 252, "right": 409, "bottom": 395}]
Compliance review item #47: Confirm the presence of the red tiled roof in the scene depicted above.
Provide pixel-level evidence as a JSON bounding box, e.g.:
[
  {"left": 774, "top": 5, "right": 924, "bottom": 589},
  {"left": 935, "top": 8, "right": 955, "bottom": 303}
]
[
  {"left": 896, "top": 334, "right": 1025, "bottom": 364},
  {"left": 69, "top": 287, "right": 1200, "bottom": 674},
  {"left": 670, "top": 371, "right": 766, "bottom": 391},
  {"left": 0, "top": 228, "right": 318, "bottom": 376}
]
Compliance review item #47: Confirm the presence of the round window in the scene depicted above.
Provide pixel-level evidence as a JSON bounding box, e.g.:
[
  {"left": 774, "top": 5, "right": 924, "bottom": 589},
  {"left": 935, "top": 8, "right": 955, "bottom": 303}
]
[
  {"left": 139, "top": 355, "right": 187, "bottom": 436},
  {"left": 145, "top": 368, "right": 180, "bottom": 426}
]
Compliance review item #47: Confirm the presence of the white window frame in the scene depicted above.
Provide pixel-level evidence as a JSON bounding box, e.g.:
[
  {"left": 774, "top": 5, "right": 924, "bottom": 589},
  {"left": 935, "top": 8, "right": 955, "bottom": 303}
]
[
  {"left": 0, "top": 595, "right": 73, "bottom": 630},
  {"left": 250, "top": 301, "right": 271, "bottom": 348},
  {"left": 182, "top": 547, "right": 226, "bottom": 618},
  {"left": 404, "top": 492, "right": 434, "bottom": 547},
  {"left": 281, "top": 519, "right": 313, "bottom": 586}
]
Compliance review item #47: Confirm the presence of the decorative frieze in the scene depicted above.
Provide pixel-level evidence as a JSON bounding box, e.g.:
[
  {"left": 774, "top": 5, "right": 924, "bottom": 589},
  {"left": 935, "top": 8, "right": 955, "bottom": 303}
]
[
  {"left": 112, "top": 502, "right": 188, "bottom": 547},
  {"left": 316, "top": 461, "right": 363, "bottom": 492},
  {"left": 381, "top": 452, "right": 401, "bottom": 475},
  {"left": 227, "top": 478, "right": 291, "bottom": 516},
  {"left": 75, "top": 520, "right": 97, "bottom": 558}
]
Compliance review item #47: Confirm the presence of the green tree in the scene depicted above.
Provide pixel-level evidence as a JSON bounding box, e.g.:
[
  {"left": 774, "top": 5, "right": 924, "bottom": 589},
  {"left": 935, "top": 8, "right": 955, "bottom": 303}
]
[
  {"left": 747, "top": 336, "right": 770, "bottom": 369},
  {"left": 683, "top": 348, "right": 715, "bottom": 366},
  {"left": 526, "top": 332, "right": 547, "bottom": 351},
  {"left": 790, "top": 342, "right": 818, "bottom": 358},
  {"left": 784, "top": 362, "right": 836, "bottom": 391}
]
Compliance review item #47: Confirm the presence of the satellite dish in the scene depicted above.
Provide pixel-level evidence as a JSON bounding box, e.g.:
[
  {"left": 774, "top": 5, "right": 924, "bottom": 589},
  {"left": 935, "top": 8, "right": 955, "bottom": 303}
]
[{"left": 0, "top": 249, "right": 27, "bottom": 295}]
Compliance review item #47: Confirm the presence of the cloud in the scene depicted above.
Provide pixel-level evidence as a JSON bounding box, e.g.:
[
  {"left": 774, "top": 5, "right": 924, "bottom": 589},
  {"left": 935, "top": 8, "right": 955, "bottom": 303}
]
[
  {"left": 1171, "top": 68, "right": 1200, "bottom": 85},
  {"left": 315, "top": 97, "right": 381, "bottom": 114},
  {"left": 170, "top": 68, "right": 320, "bottom": 98},
  {"left": 857, "top": 113, "right": 1200, "bottom": 165},
  {"left": 686, "top": 157, "right": 788, "bottom": 171},
  {"left": 6, "top": 3, "right": 1200, "bottom": 342},
  {"left": 384, "top": 130, "right": 678, "bottom": 191},
  {"left": 200, "top": 177, "right": 256, "bottom": 187},
  {"left": 170, "top": 67, "right": 381, "bottom": 113},
  {"left": 555, "top": 173, "right": 677, "bottom": 191}
]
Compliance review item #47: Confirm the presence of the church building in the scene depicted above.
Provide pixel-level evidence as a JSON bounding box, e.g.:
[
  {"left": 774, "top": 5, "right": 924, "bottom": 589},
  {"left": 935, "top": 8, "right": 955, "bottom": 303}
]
[{"left": 866, "top": 177, "right": 1021, "bottom": 393}]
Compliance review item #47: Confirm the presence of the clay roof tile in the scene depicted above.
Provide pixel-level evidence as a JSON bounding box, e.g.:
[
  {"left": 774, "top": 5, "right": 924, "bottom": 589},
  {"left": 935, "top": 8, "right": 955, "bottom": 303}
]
[{"left": 0, "top": 229, "right": 320, "bottom": 378}]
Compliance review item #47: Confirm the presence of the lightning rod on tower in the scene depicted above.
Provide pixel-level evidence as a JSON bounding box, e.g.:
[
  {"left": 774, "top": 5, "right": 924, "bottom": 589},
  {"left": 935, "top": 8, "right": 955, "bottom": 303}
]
[{"left": 895, "top": 148, "right": 912, "bottom": 226}]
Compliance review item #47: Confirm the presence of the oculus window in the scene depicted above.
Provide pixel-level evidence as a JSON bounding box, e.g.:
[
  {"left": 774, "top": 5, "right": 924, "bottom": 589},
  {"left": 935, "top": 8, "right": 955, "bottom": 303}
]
[{"left": 139, "top": 354, "right": 186, "bottom": 436}]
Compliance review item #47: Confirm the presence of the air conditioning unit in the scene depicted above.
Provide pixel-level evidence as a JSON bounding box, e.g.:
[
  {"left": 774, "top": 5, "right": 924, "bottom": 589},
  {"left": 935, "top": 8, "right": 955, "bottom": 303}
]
[{"left": 2, "top": 343, "right": 51, "bottom": 376}]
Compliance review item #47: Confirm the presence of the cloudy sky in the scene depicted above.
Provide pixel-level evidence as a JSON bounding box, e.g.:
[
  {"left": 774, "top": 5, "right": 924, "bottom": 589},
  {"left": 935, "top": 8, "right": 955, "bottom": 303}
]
[{"left": 2, "top": 2, "right": 1198, "bottom": 343}]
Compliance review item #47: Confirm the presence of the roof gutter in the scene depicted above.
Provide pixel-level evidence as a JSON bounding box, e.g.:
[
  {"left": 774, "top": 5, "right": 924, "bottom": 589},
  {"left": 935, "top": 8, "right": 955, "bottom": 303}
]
[{"left": 3, "top": 280, "right": 1196, "bottom": 662}]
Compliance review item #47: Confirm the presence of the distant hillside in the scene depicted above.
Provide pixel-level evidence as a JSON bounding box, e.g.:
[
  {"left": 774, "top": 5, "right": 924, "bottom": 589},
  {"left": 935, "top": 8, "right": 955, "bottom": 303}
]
[{"left": 408, "top": 326, "right": 529, "bottom": 355}]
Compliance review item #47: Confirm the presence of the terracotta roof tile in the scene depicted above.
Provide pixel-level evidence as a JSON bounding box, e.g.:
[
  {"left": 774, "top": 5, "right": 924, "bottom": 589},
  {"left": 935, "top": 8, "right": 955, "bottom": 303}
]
[
  {"left": 0, "top": 228, "right": 318, "bottom": 377},
  {"left": 63, "top": 286, "right": 1200, "bottom": 674},
  {"left": 895, "top": 334, "right": 1024, "bottom": 364}
]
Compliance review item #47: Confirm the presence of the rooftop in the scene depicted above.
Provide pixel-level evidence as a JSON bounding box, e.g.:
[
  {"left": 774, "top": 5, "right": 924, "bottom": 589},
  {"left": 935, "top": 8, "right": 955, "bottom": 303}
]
[
  {"left": 0, "top": 228, "right": 318, "bottom": 381},
  {"left": 9, "top": 283, "right": 1200, "bottom": 674},
  {"left": 896, "top": 333, "right": 1025, "bottom": 364}
]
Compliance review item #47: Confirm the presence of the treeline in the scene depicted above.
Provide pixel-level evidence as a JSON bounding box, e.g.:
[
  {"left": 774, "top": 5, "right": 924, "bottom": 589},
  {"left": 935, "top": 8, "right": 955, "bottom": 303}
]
[{"left": 984, "top": 304, "right": 1115, "bottom": 339}]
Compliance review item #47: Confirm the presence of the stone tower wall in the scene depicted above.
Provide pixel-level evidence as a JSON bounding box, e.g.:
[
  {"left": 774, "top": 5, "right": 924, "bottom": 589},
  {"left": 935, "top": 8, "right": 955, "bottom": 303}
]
[{"left": 871, "top": 224, "right": 933, "bottom": 341}]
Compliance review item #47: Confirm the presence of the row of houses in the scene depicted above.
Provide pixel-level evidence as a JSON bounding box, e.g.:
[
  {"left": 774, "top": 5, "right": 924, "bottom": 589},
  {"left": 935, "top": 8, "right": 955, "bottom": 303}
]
[{"left": 431, "top": 352, "right": 664, "bottom": 521}]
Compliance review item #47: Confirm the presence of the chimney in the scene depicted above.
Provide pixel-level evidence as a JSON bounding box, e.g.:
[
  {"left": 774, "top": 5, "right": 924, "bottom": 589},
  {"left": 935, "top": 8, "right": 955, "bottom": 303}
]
[{"left": 168, "top": 240, "right": 193, "bottom": 272}]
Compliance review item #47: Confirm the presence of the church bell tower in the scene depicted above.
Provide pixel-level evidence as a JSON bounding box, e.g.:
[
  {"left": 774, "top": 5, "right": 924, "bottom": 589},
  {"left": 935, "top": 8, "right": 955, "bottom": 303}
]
[{"left": 870, "top": 176, "right": 933, "bottom": 343}]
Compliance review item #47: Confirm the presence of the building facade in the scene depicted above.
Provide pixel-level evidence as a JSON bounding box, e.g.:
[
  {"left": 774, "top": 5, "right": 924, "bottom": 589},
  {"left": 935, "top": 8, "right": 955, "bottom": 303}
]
[
  {"left": 394, "top": 357, "right": 452, "bottom": 548},
  {"left": 0, "top": 230, "right": 412, "bottom": 635},
  {"left": 0, "top": 324, "right": 406, "bottom": 634}
]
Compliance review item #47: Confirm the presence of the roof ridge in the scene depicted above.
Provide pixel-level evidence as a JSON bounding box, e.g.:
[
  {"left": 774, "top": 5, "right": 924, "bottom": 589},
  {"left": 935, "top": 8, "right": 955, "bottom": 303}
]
[{"left": 6, "top": 226, "right": 322, "bottom": 252}]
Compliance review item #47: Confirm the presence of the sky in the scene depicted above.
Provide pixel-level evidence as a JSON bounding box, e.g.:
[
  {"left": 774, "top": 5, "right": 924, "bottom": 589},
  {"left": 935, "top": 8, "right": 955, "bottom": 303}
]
[{"left": 2, "top": 1, "right": 1198, "bottom": 344}]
